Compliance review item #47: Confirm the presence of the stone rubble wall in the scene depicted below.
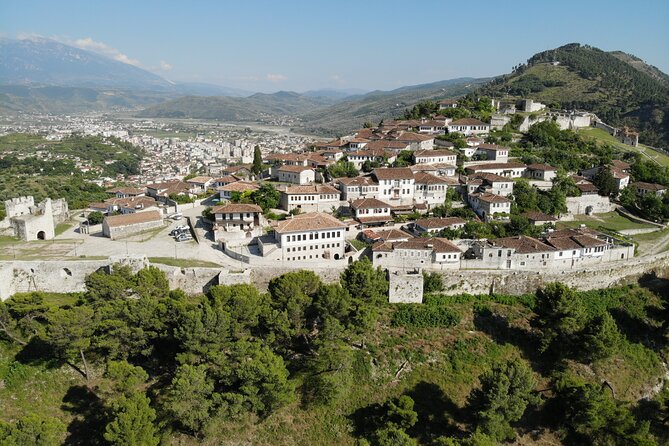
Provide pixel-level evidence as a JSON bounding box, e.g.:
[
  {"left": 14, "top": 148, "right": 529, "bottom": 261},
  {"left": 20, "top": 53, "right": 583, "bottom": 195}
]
[{"left": 2, "top": 251, "right": 669, "bottom": 301}]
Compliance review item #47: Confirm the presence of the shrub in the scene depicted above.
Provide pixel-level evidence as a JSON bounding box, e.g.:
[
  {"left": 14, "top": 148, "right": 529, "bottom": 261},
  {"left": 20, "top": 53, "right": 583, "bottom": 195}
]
[{"left": 391, "top": 304, "right": 460, "bottom": 328}]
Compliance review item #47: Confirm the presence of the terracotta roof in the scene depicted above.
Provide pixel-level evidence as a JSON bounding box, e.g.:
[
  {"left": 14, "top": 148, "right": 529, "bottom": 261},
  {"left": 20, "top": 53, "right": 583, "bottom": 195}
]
[
  {"left": 576, "top": 182, "right": 599, "bottom": 193},
  {"left": 471, "top": 192, "right": 511, "bottom": 203},
  {"left": 611, "top": 159, "right": 631, "bottom": 170},
  {"left": 357, "top": 215, "right": 393, "bottom": 224},
  {"left": 414, "top": 149, "right": 458, "bottom": 158},
  {"left": 277, "top": 165, "right": 314, "bottom": 173},
  {"left": 373, "top": 168, "right": 415, "bottom": 180},
  {"left": 275, "top": 212, "right": 347, "bottom": 233},
  {"left": 212, "top": 203, "right": 262, "bottom": 214},
  {"left": 544, "top": 236, "right": 582, "bottom": 250},
  {"left": 218, "top": 181, "right": 259, "bottom": 192},
  {"left": 490, "top": 235, "right": 555, "bottom": 254},
  {"left": 522, "top": 211, "right": 557, "bottom": 222},
  {"left": 338, "top": 176, "right": 378, "bottom": 186},
  {"left": 213, "top": 175, "right": 242, "bottom": 184},
  {"left": 438, "top": 99, "right": 458, "bottom": 105},
  {"left": 186, "top": 176, "right": 213, "bottom": 184},
  {"left": 633, "top": 181, "right": 666, "bottom": 191},
  {"left": 146, "top": 180, "right": 189, "bottom": 192},
  {"left": 415, "top": 217, "right": 466, "bottom": 230},
  {"left": 104, "top": 210, "right": 162, "bottom": 228},
  {"left": 432, "top": 238, "right": 462, "bottom": 253},
  {"left": 392, "top": 237, "right": 461, "bottom": 253},
  {"left": 465, "top": 173, "right": 511, "bottom": 183},
  {"left": 393, "top": 132, "right": 434, "bottom": 142},
  {"left": 413, "top": 172, "right": 452, "bottom": 185},
  {"left": 466, "top": 162, "right": 526, "bottom": 171},
  {"left": 369, "top": 228, "right": 412, "bottom": 241},
  {"left": 450, "top": 118, "right": 489, "bottom": 126},
  {"left": 105, "top": 196, "right": 158, "bottom": 210},
  {"left": 526, "top": 163, "right": 557, "bottom": 172},
  {"left": 282, "top": 184, "right": 340, "bottom": 195},
  {"left": 351, "top": 197, "right": 392, "bottom": 209}
]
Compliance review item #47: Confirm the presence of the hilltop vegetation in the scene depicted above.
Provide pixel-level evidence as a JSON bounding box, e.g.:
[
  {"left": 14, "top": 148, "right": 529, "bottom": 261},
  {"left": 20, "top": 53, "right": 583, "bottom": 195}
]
[
  {"left": 0, "top": 134, "right": 143, "bottom": 214},
  {"left": 0, "top": 260, "right": 667, "bottom": 445},
  {"left": 480, "top": 43, "right": 669, "bottom": 147}
]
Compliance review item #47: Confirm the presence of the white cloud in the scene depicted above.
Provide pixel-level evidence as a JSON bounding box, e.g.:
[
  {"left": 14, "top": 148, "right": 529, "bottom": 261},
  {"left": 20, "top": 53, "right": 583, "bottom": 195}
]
[
  {"left": 266, "top": 73, "right": 287, "bottom": 82},
  {"left": 70, "top": 37, "right": 141, "bottom": 66},
  {"left": 158, "top": 60, "right": 172, "bottom": 71}
]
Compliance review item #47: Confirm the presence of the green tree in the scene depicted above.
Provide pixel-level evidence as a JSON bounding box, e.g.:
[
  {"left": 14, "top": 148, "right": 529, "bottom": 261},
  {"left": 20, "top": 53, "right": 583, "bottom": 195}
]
[
  {"left": 328, "top": 159, "right": 359, "bottom": 178},
  {"left": 87, "top": 210, "right": 104, "bottom": 225},
  {"left": 46, "top": 306, "right": 95, "bottom": 384},
  {"left": 372, "top": 426, "right": 418, "bottom": 446},
  {"left": 250, "top": 183, "right": 280, "bottom": 211},
  {"left": 556, "top": 375, "right": 657, "bottom": 446},
  {"left": 104, "top": 392, "right": 160, "bottom": 446},
  {"left": 467, "top": 359, "right": 540, "bottom": 441},
  {"left": 385, "top": 395, "right": 418, "bottom": 430},
  {"left": 134, "top": 266, "right": 170, "bottom": 299},
  {"left": 165, "top": 364, "right": 215, "bottom": 435},
  {"left": 0, "top": 414, "right": 66, "bottom": 446},
  {"left": 340, "top": 257, "right": 388, "bottom": 305},
  {"left": 229, "top": 342, "right": 295, "bottom": 415},
  {"left": 252, "top": 145, "right": 263, "bottom": 176},
  {"left": 423, "top": 272, "right": 444, "bottom": 293},
  {"left": 593, "top": 167, "right": 618, "bottom": 197},
  {"left": 104, "top": 360, "right": 149, "bottom": 396},
  {"left": 511, "top": 179, "right": 539, "bottom": 213},
  {"left": 579, "top": 312, "right": 623, "bottom": 362},
  {"left": 534, "top": 283, "right": 586, "bottom": 357}
]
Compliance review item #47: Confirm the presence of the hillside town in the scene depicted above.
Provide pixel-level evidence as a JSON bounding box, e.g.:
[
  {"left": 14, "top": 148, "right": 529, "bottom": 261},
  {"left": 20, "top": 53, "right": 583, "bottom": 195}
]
[{"left": 3, "top": 97, "right": 661, "bottom": 278}]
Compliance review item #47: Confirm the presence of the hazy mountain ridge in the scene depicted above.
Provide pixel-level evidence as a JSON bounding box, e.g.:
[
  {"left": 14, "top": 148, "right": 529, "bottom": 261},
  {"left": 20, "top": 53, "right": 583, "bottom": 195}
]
[
  {"left": 294, "top": 78, "right": 488, "bottom": 136},
  {"left": 136, "top": 91, "right": 340, "bottom": 121}
]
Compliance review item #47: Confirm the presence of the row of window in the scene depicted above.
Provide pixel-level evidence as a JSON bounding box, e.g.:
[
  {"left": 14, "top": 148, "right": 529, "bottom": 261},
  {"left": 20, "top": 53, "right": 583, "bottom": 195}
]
[
  {"left": 357, "top": 208, "right": 388, "bottom": 215},
  {"left": 286, "top": 231, "right": 342, "bottom": 242},
  {"left": 289, "top": 194, "right": 338, "bottom": 202},
  {"left": 219, "top": 213, "right": 255, "bottom": 219},
  {"left": 287, "top": 243, "right": 340, "bottom": 252}
]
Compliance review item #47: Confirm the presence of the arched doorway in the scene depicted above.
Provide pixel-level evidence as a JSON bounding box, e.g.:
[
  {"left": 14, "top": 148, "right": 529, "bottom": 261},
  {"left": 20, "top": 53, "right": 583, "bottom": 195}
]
[
  {"left": 334, "top": 253, "right": 340, "bottom": 260},
  {"left": 37, "top": 231, "right": 46, "bottom": 240}
]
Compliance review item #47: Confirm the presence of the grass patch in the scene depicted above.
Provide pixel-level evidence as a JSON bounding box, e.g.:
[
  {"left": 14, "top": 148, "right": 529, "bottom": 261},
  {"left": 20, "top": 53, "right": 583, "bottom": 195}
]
[
  {"left": 55, "top": 222, "right": 74, "bottom": 236},
  {"left": 348, "top": 239, "right": 370, "bottom": 251},
  {"left": 578, "top": 127, "right": 669, "bottom": 167},
  {"left": 148, "top": 257, "right": 221, "bottom": 268},
  {"left": 558, "top": 211, "right": 655, "bottom": 232}
]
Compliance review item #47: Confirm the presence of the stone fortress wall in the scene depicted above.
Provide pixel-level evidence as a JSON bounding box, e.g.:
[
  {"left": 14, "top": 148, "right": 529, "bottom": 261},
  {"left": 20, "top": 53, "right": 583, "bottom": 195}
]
[{"left": 2, "top": 251, "right": 669, "bottom": 301}]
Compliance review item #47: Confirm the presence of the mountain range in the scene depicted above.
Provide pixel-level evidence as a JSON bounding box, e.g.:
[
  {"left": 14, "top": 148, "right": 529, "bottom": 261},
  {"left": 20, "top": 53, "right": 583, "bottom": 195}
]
[{"left": 1, "top": 38, "right": 668, "bottom": 146}]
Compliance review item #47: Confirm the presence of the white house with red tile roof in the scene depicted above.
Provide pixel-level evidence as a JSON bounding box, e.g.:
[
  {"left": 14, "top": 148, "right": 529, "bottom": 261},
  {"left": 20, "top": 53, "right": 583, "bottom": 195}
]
[
  {"left": 275, "top": 165, "right": 316, "bottom": 185},
  {"left": 468, "top": 192, "right": 511, "bottom": 221},
  {"left": 279, "top": 184, "right": 341, "bottom": 213},
  {"left": 448, "top": 118, "right": 490, "bottom": 136},
  {"left": 258, "top": 212, "right": 347, "bottom": 262},
  {"left": 350, "top": 198, "right": 392, "bottom": 226}
]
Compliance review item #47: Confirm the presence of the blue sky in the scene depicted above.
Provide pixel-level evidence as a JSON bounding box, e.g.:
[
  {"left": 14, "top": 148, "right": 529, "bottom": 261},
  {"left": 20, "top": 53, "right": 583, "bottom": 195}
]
[{"left": 2, "top": 0, "right": 668, "bottom": 92}]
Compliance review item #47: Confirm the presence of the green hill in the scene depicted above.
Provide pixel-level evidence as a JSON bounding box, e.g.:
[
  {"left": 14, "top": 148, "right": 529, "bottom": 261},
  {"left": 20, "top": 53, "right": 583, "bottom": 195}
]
[
  {"left": 296, "top": 78, "right": 489, "bottom": 136},
  {"left": 136, "top": 91, "right": 338, "bottom": 121},
  {"left": 480, "top": 43, "right": 669, "bottom": 147}
]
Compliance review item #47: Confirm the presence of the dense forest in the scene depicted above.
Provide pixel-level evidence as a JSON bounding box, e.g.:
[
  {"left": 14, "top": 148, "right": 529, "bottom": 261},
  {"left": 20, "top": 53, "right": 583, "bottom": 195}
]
[
  {"left": 480, "top": 43, "right": 669, "bottom": 148},
  {"left": 0, "top": 259, "right": 667, "bottom": 445}
]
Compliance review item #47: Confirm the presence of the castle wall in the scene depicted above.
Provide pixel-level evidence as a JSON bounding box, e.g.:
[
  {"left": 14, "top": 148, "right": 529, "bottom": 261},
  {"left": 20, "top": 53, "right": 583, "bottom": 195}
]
[{"left": 2, "top": 251, "right": 669, "bottom": 301}]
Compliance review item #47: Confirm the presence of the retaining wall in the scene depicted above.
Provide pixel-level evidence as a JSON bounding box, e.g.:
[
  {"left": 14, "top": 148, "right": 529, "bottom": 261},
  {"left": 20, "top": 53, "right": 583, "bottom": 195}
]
[{"left": 2, "top": 251, "right": 669, "bottom": 300}]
